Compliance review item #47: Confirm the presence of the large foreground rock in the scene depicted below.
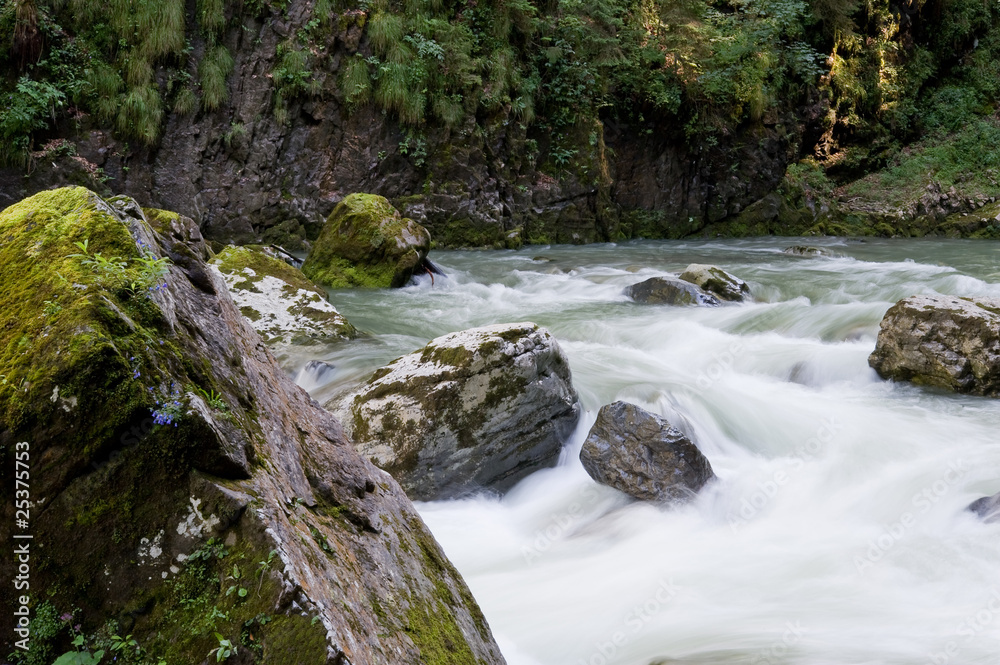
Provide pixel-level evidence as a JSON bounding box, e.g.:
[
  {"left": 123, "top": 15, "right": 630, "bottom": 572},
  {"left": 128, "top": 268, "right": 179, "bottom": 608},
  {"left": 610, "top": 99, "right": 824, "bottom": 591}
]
[
  {"left": 869, "top": 295, "right": 1000, "bottom": 395},
  {"left": 679, "top": 264, "right": 751, "bottom": 302},
  {"left": 339, "top": 323, "right": 580, "bottom": 500},
  {"left": 624, "top": 276, "right": 720, "bottom": 306},
  {"left": 212, "top": 244, "right": 356, "bottom": 345},
  {"left": 0, "top": 188, "right": 505, "bottom": 665},
  {"left": 302, "top": 193, "right": 431, "bottom": 289},
  {"left": 580, "top": 401, "right": 716, "bottom": 502}
]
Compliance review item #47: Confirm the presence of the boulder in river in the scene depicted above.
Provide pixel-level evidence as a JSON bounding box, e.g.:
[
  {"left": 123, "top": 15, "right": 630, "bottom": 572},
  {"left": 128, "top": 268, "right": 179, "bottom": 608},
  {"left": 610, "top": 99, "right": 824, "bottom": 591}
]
[
  {"left": 869, "top": 295, "right": 1000, "bottom": 396},
  {"left": 212, "top": 244, "right": 356, "bottom": 345},
  {"left": 0, "top": 187, "right": 504, "bottom": 665},
  {"left": 783, "top": 245, "right": 839, "bottom": 257},
  {"left": 624, "top": 276, "right": 720, "bottom": 306},
  {"left": 967, "top": 491, "right": 1000, "bottom": 523},
  {"left": 580, "top": 401, "right": 715, "bottom": 502},
  {"left": 679, "top": 264, "right": 751, "bottom": 302},
  {"left": 339, "top": 322, "right": 581, "bottom": 500},
  {"left": 302, "top": 193, "right": 431, "bottom": 288}
]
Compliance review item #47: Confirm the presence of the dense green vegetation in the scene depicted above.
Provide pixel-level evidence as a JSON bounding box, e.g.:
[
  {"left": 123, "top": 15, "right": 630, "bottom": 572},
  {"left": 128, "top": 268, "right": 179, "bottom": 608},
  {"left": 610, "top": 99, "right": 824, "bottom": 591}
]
[{"left": 2, "top": 0, "right": 999, "bottom": 216}]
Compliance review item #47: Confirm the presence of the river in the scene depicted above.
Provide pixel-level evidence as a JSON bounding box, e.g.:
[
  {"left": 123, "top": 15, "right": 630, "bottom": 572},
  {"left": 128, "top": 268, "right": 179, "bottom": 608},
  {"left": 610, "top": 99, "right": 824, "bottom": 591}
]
[{"left": 288, "top": 237, "right": 1000, "bottom": 665}]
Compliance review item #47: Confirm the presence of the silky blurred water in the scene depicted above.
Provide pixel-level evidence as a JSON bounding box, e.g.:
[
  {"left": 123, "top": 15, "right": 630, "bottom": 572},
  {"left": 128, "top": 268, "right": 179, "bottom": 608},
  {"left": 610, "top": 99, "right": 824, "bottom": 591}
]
[{"left": 288, "top": 237, "right": 1000, "bottom": 665}]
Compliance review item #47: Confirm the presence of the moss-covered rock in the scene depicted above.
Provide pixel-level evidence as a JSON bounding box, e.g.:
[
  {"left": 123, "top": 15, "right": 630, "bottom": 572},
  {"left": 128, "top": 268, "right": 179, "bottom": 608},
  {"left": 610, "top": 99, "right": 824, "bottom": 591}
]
[
  {"left": 302, "top": 194, "right": 431, "bottom": 289},
  {"left": 0, "top": 188, "right": 506, "bottom": 665},
  {"left": 335, "top": 323, "right": 581, "bottom": 500},
  {"left": 678, "top": 264, "right": 751, "bottom": 302},
  {"left": 211, "top": 244, "right": 356, "bottom": 346}
]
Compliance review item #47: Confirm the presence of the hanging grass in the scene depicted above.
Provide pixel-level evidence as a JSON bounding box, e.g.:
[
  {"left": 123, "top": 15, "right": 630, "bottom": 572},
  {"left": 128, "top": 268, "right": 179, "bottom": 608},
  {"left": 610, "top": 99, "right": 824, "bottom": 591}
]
[
  {"left": 87, "top": 62, "right": 124, "bottom": 124},
  {"left": 138, "top": 0, "right": 185, "bottom": 59},
  {"left": 199, "top": 44, "right": 234, "bottom": 110},
  {"left": 198, "top": 0, "right": 226, "bottom": 35},
  {"left": 116, "top": 84, "right": 163, "bottom": 145},
  {"left": 375, "top": 61, "right": 424, "bottom": 124},
  {"left": 368, "top": 12, "right": 405, "bottom": 57},
  {"left": 432, "top": 95, "right": 463, "bottom": 127},
  {"left": 342, "top": 56, "right": 371, "bottom": 105},
  {"left": 123, "top": 54, "right": 153, "bottom": 87},
  {"left": 172, "top": 86, "right": 199, "bottom": 115}
]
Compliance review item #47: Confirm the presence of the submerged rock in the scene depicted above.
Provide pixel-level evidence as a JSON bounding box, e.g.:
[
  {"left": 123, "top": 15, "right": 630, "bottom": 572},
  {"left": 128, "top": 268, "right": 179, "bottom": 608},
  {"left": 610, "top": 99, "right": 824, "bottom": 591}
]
[
  {"left": 0, "top": 187, "right": 505, "bottom": 665},
  {"left": 869, "top": 295, "right": 1000, "bottom": 396},
  {"left": 302, "top": 193, "right": 431, "bottom": 289},
  {"left": 339, "top": 322, "right": 580, "bottom": 500},
  {"left": 212, "top": 244, "right": 356, "bottom": 345},
  {"left": 624, "top": 276, "right": 720, "bottom": 306},
  {"left": 679, "top": 264, "right": 751, "bottom": 302},
  {"left": 783, "top": 245, "right": 837, "bottom": 257},
  {"left": 580, "top": 401, "right": 715, "bottom": 502},
  {"left": 967, "top": 491, "right": 1000, "bottom": 523}
]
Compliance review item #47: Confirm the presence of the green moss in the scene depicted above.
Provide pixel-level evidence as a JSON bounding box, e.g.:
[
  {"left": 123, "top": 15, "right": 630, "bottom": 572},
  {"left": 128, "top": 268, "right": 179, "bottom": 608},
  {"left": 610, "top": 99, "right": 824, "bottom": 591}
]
[
  {"left": 0, "top": 187, "right": 154, "bottom": 434},
  {"left": 420, "top": 344, "right": 473, "bottom": 367},
  {"left": 141, "top": 207, "right": 182, "bottom": 232},
  {"left": 404, "top": 519, "right": 490, "bottom": 664},
  {"left": 302, "top": 194, "right": 430, "bottom": 289}
]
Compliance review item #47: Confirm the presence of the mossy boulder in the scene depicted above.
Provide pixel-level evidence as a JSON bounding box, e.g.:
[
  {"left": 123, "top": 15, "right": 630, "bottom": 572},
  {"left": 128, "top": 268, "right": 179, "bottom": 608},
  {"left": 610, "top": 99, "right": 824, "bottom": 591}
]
[
  {"left": 336, "top": 323, "right": 581, "bottom": 500},
  {"left": 211, "top": 244, "right": 356, "bottom": 346},
  {"left": 678, "top": 264, "right": 751, "bottom": 302},
  {"left": 302, "top": 194, "right": 431, "bottom": 289},
  {"left": 0, "top": 188, "right": 505, "bottom": 665},
  {"left": 624, "top": 276, "right": 720, "bottom": 306},
  {"left": 869, "top": 295, "right": 1000, "bottom": 396},
  {"left": 580, "top": 401, "right": 716, "bottom": 502}
]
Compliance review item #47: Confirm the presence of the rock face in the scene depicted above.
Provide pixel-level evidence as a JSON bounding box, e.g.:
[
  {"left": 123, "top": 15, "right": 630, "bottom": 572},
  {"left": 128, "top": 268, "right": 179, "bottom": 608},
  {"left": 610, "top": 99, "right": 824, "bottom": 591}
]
[
  {"left": 0, "top": 0, "right": 796, "bottom": 249},
  {"left": 624, "top": 276, "right": 721, "bottom": 306},
  {"left": 968, "top": 491, "right": 1000, "bottom": 523},
  {"left": 302, "top": 193, "right": 431, "bottom": 288},
  {"left": 212, "top": 244, "right": 356, "bottom": 345},
  {"left": 869, "top": 295, "right": 1000, "bottom": 396},
  {"left": 580, "top": 402, "right": 715, "bottom": 502},
  {"left": 679, "top": 264, "right": 751, "bottom": 302},
  {"left": 0, "top": 188, "right": 505, "bottom": 665},
  {"left": 338, "top": 323, "right": 580, "bottom": 500}
]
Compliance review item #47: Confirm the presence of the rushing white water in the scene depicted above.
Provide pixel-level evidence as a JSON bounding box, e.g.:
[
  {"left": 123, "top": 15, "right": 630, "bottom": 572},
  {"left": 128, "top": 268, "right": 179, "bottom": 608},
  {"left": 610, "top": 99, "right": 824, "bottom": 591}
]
[{"left": 289, "top": 237, "right": 1000, "bottom": 665}]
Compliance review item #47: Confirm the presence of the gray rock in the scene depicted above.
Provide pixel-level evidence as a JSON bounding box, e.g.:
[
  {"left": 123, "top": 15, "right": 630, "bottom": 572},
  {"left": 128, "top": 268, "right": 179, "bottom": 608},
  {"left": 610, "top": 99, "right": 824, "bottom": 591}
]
[
  {"left": 679, "top": 264, "right": 751, "bottom": 302},
  {"left": 624, "top": 276, "right": 721, "bottom": 306},
  {"left": 580, "top": 401, "right": 715, "bottom": 502},
  {"left": 340, "top": 323, "right": 581, "bottom": 500},
  {"left": 783, "top": 245, "right": 838, "bottom": 257},
  {"left": 967, "top": 491, "right": 1000, "bottom": 523},
  {"left": 869, "top": 295, "right": 1000, "bottom": 396}
]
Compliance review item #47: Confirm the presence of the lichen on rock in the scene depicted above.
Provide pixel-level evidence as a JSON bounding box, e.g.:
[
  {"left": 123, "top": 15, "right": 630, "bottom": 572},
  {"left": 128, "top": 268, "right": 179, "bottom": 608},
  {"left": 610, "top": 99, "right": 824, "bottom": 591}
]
[
  {"left": 336, "top": 322, "right": 581, "bottom": 500},
  {"left": 302, "top": 193, "right": 431, "bottom": 289},
  {"left": 0, "top": 187, "right": 506, "bottom": 665},
  {"left": 211, "top": 244, "right": 356, "bottom": 346},
  {"left": 869, "top": 294, "right": 1000, "bottom": 396}
]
